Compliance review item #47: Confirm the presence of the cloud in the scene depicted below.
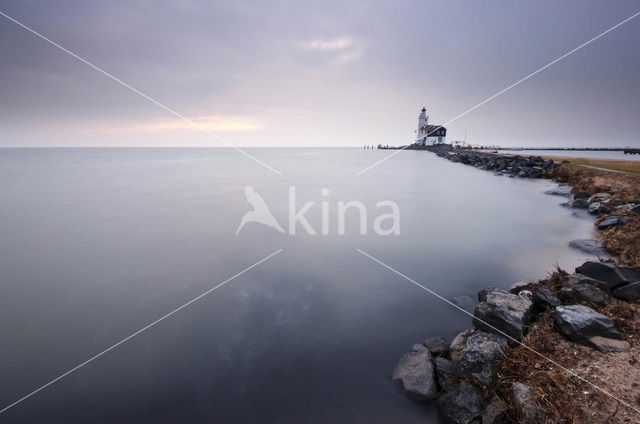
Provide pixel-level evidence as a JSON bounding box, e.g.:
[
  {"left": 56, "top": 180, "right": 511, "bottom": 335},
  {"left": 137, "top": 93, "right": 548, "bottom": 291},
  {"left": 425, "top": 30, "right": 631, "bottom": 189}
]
[
  {"left": 301, "top": 37, "right": 353, "bottom": 51},
  {"left": 126, "top": 115, "right": 264, "bottom": 132}
]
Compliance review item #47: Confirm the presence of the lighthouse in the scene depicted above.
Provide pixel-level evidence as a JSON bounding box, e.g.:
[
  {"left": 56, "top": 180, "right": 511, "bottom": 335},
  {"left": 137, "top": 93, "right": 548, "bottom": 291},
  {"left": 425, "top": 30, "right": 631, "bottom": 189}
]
[{"left": 415, "top": 106, "right": 447, "bottom": 146}]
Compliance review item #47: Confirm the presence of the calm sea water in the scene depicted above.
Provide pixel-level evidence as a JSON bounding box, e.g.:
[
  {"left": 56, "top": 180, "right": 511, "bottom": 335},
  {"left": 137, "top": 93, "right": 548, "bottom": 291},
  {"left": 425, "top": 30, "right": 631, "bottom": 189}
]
[
  {"left": 499, "top": 149, "right": 640, "bottom": 160},
  {"left": 0, "top": 148, "right": 600, "bottom": 423}
]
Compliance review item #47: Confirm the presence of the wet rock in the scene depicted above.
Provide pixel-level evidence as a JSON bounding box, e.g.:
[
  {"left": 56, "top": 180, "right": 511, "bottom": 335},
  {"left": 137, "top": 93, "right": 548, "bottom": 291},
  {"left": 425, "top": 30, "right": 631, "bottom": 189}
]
[
  {"left": 435, "top": 357, "right": 461, "bottom": 391},
  {"left": 518, "top": 290, "right": 533, "bottom": 301},
  {"left": 587, "top": 336, "right": 630, "bottom": 352},
  {"left": 598, "top": 216, "right": 630, "bottom": 230},
  {"left": 575, "top": 261, "right": 628, "bottom": 289},
  {"left": 544, "top": 186, "right": 571, "bottom": 197},
  {"left": 588, "top": 193, "right": 611, "bottom": 204},
  {"left": 452, "top": 295, "right": 477, "bottom": 314},
  {"left": 617, "top": 203, "right": 637, "bottom": 211},
  {"left": 558, "top": 284, "right": 609, "bottom": 304},
  {"left": 633, "top": 204, "right": 640, "bottom": 213},
  {"left": 568, "top": 239, "right": 607, "bottom": 255},
  {"left": 392, "top": 344, "right": 438, "bottom": 400},
  {"left": 423, "top": 337, "right": 450, "bottom": 356},
  {"left": 473, "top": 288, "right": 533, "bottom": 345},
  {"left": 533, "top": 288, "right": 561, "bottom": 310},
  {"left": 574, "top": 191, "right": 590, "bottom": 199},
  {"left": 437, "top": 382, "right": 483, "bottom": 424},
  {"left": 512, "top": 382, "right": 545, "bottom": 423},
  {"left": 508, "top": 281, "right": 529, "bottom": 294},
  {"left": 562, "top": 273, "right": 611, "bottom": 293},
  {"left": 612, "top": 281, "right": 640, "bottom": 301},
  {"left": 477, "top": 287, "right": 497, "bottom": 303},
  {"left": 570, "top": 198, "right": 589, "bottom": 208},
  {"left": 588, "top": 202, "right": 611, "bottom": 215},
  {"left": 482, "top": 401, "right": 506, "bottom": 424},
  {"left": 618, "top": 266, "right": 640, "bottom": 282},
  {"left": 449, "top": 329, "right": 507, "bottom": 386},
  {"left": 553, "top": 305, "right": 623, "bottom": 345}
]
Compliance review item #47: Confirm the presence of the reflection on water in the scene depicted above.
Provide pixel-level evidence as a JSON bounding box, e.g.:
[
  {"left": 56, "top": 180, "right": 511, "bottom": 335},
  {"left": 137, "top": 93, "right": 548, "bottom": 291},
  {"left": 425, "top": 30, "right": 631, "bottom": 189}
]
[{"left": 0, "top": 148, "right": 600, "bottom": 423}]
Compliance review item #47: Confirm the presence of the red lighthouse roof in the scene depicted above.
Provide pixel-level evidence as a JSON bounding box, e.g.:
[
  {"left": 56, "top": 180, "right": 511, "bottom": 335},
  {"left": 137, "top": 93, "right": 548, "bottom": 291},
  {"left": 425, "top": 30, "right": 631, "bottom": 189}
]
[{"left": 421, "top": 107, "right": 426, "bottom": 112}]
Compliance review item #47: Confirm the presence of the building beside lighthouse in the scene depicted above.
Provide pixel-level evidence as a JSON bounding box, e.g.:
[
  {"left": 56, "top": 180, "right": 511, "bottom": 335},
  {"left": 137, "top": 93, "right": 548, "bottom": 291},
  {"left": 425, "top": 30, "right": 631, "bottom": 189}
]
[{"left": 415, "top": 107, "right": 447, "bottom": 146}]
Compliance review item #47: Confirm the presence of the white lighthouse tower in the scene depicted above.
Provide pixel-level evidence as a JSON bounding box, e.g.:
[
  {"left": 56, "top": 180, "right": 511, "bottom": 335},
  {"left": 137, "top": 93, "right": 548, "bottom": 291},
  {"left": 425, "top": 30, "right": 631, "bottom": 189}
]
[{"left": 416, "top": 107, "right": 429, "bottom": 144}]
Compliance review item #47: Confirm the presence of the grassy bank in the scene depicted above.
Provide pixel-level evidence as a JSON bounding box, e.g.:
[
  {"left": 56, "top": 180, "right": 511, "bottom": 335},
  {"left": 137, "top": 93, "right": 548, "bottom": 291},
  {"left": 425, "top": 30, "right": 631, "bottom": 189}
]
[
  {"left": 552, "top": 163, "right": 640, "bottom": 266},
  {"left": 541, "top": 156, "right": 640, "bottom": 176}
]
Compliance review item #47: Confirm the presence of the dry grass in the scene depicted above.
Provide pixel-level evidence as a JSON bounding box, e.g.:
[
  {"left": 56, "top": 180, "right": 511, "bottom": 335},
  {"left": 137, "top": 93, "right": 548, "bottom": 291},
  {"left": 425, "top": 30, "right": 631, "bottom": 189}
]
[{"left": 540, "top": 156, "right": 640, "bottom": 176}]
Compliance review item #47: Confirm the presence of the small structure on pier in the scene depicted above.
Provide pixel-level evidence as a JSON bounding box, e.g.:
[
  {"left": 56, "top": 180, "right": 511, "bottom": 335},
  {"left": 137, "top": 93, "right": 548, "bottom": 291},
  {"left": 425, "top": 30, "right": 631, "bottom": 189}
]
[{"left": 415, "top": 107, "right": 446, "bottom": 146}]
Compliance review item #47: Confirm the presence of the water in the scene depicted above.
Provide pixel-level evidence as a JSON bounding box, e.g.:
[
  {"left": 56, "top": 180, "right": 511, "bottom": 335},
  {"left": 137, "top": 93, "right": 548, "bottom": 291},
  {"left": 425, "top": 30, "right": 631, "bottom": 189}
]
[
  {"left": 0, "top": 148, "right": 600, "bottom": 423},
  {"left": 498, "top": 149, "right": 640, "bottom": 160}
]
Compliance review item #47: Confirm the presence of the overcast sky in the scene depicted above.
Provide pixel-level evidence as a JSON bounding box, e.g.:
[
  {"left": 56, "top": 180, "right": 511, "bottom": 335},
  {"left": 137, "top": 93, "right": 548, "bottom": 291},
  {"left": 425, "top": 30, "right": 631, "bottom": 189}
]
[{"left": 1, "top": 0, "right": 639, "bottom": 148}]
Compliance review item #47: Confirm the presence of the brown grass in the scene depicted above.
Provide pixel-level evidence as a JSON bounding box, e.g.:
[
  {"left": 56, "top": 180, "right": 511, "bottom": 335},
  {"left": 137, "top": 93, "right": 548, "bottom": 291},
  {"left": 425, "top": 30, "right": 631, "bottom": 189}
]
[{"left": 541, "top": 156, "right": 640, "bottom": 175}]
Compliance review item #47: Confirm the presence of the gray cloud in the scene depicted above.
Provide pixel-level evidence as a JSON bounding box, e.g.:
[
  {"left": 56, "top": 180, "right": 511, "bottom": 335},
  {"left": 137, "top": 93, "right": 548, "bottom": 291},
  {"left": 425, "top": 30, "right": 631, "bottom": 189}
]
[{"left": 0, "top": 0, "right": 639, "bottom": 147}]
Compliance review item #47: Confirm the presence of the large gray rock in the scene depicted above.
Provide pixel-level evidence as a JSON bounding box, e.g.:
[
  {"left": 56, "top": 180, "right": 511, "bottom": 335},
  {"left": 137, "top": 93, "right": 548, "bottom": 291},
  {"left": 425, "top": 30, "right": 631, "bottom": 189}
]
[
  {"left": 449, "top": 329, "right": 508, "bottom": 386},
  {"left": 473, "top": 288, "right": 533, "bottom": 345},
  {"left": 423, "top": 336, "right": 450, "bottom": 356},
  {"left": 588, "top": 193, "right": 611, "bottom": 204},
  {"left": 553, "top": 305, "right": 623, "bottom": 345},
  {"left": 558, "top": 284, "right": 609, "bottom": 304},
  {"left": 435, "top": 357, "right": 461, "bottom": 391},
  {"left": 392, "top": 344, "right": 438, "bottom": 400},
  {"left": 568, "top": 239, "right": 606, "bottom": 255},
  {"left": 512, "top": 382, "right": 545, "bottom": 423},
  {"left": 571, "top": 198, "right": 589, "bottom": 209},
  {"left": 562, "top": 273, "right": 611, "bottom": 293},
  {"left": 618, "top": 266, "right": 640, "bottom": 282},
  {"left": 575, "top": 262, "right": 628, "bottom": 290},
  {"left": 452, "top": 295, "right": 477, "bottom": 314},
  {"left": 598, "top": 216, "right": 630, "bottom": 230},
  {"left": 612, "top": 281, "right": 640, "bottom": 301},
  {"left": 587, "top": 336, "right": 630, "bottom": 352},
  {"left": 544, "top": 186, "right": 571, "bottom": 197},
  {"left": 437, "top": 382, "right": 483, "bottom": 424},
  {"left": 533, "top": 288, "right": 561, "bottom": 310}
]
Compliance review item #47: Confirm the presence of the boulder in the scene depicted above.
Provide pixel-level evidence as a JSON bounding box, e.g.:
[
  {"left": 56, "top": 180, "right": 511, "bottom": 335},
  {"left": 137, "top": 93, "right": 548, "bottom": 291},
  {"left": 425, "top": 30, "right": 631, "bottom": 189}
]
[
  {"left": 553, "top": 305, "right": 623, "bottom": 345},
  {"left": 452, "top": 295, "right": 477, "bottom": 314},
  {"left": 533, "top": 288, "right": 561, "bottom": 310},
  {"left": 423, "top": 336, "right": 450, "bottom": 356},
  {"left": 612, "top": 281, "right": 640, "bottom": 301},
  {"left": 570, "top": 198, "right": 589, "bottom": 209},
  {"left": 558, "top": 284, "right": 609, "bottom": 304},
  {"left": 588, "top": 202, "right": 612, "bottom": 215},
  {"left": 587, "top": 336, "right": 630, "bottom": 352},
  {"left": 562, "top": 273, "right": 611, "bottom": 293},
  {"left": 508, "top": 281, "right": 530, "bottom": 294},
  {"left": 568, "top": 239, "right": 607, "bottom": 255},
  {"left": 598, "top": 216, "right": 630, "bottom": 230},
  {"left": 512, "top": 382, "right": 545, "bottom": 423},
  {"left": 633, "top": 204, "right": 640, "bottom": 213},
  {"left": 575, "top": 262, "right": 628, "bottom": 289},
  {"left": 588, "top": 193, "right": 611, "bottom": 204},
  {"left": 473, "top": 288, "right": 533, "bottom": 345},
  {"left": 392, "top": 344, "right": 438, "bottom": 400},
  {"left": 482, "top": 401, "right": 506, "bottom": 424},
  {"left": 437, "top": 382, "right": 483, "bottom": 424},
  {"left": 544, "top": 186, "right": 571, "bottom": 197},
  {"left": 435, "top": 357, "right": 461, "bottom": 391},
  {"left": 449, "top": 329, "right": 507, "bottom": 386},
  {"left": 574, "top": 191, "right": 590, "bottom": 199},
  {"left": 617, "top": 266, "right": 640, "bottom": 282},
  {"left": 518, "top": 290, "right": 533, "bottom": 301}
]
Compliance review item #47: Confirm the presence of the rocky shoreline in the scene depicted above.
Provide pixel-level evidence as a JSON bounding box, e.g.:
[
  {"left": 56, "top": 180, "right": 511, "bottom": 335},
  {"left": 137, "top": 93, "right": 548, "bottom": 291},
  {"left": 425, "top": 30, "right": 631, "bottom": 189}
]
[
  {"left": 393, "top": 149, "right": 640, "bottom": 423},
  {"left": 394, "top": 262, "right": 640, "bottom": 423}
]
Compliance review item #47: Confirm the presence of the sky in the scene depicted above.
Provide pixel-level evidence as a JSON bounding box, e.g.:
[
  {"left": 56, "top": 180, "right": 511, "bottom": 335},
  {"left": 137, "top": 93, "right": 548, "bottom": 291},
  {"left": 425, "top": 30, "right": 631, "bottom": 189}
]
[{"left": 0, "top": 0, "right": 639, "bottom": 148}]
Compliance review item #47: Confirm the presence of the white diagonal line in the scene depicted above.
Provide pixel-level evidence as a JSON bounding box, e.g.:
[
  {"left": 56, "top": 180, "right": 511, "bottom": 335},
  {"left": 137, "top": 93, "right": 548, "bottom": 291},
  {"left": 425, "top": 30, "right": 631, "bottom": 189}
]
[
  {"left": 0, "top": 10, "right": 282, "bottom": 176},
  {"left": 356, "top": 10, "right": 640, "bottom": 176},
  {"left": 356, "top": 248, "right": 640, "bottom": 415},
  {"left": 0, "top": 248, "right": 283, "bottom": 415}
]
